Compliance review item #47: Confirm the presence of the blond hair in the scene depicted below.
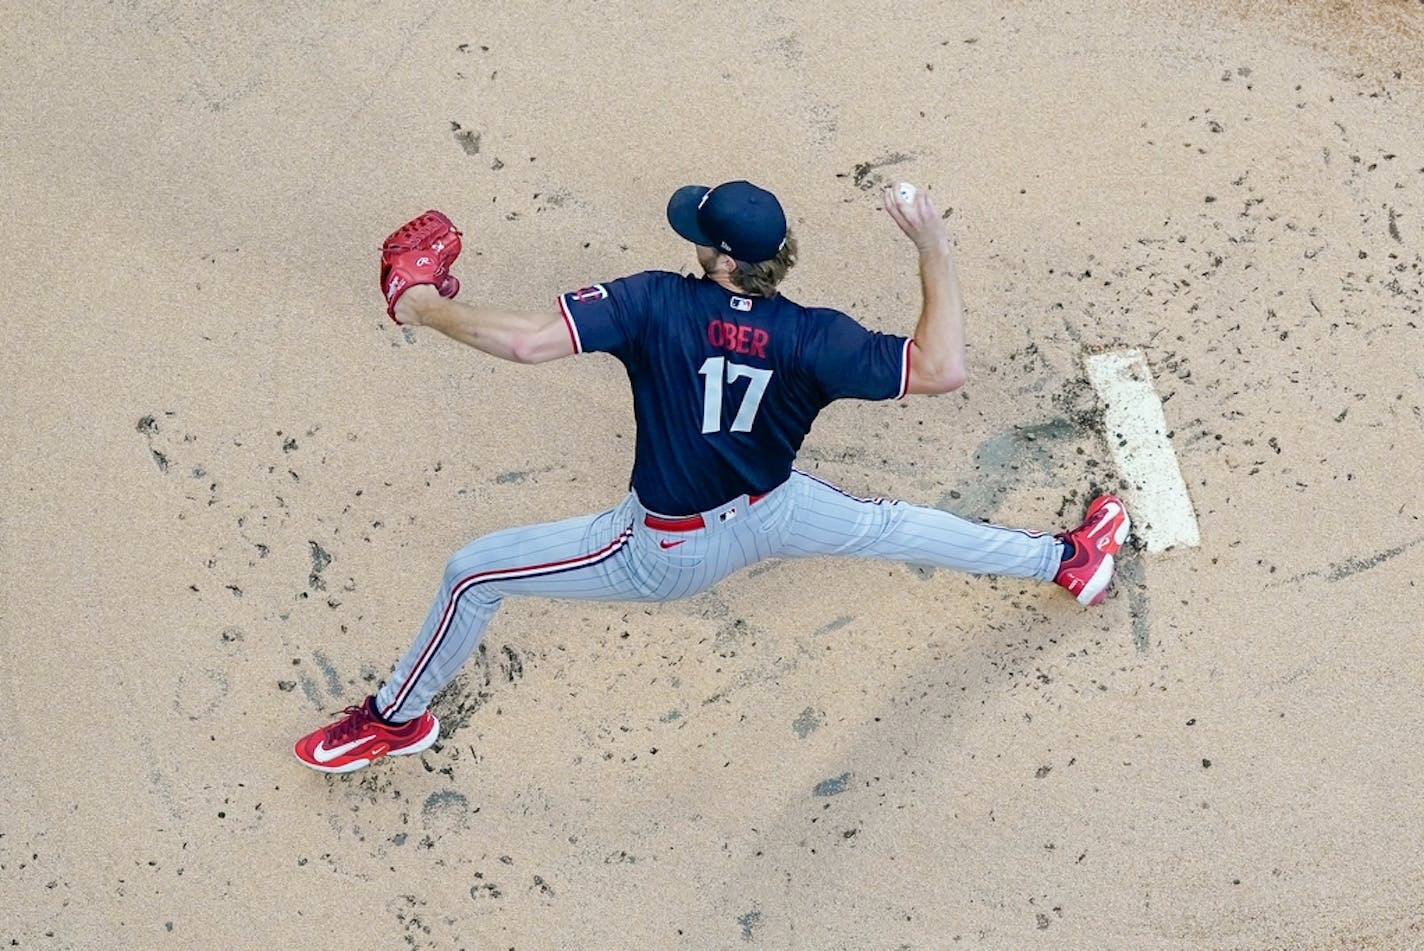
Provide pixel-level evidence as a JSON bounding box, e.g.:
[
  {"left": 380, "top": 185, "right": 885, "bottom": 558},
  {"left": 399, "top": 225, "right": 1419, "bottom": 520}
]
[{"left": 730, "top": 229, "right": 798, "bottom": 297}]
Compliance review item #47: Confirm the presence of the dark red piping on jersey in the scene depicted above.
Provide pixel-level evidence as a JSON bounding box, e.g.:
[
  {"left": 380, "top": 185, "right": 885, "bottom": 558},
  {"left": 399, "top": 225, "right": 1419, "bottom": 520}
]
[
  {"left": 557, "top": 295, "right": 582, "bottom": 353},
  {"left": 896, "top": 338, "right": 912, "bottom": 400}
]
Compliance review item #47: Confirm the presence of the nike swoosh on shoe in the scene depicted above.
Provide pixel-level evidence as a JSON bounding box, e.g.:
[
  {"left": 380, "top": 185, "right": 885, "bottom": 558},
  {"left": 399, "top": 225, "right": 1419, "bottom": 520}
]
[
  {"left": 1085, "top": 501, "right": 1123, "bottom": 540},
  {"left": 312, "top": 735, "right": 377, "bottom": 764}
]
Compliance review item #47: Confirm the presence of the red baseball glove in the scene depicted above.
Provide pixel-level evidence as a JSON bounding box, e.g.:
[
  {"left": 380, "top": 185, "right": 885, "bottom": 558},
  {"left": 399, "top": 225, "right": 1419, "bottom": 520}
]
[{"left": 379, "top": 210, "right": 463, "bottom": 323}]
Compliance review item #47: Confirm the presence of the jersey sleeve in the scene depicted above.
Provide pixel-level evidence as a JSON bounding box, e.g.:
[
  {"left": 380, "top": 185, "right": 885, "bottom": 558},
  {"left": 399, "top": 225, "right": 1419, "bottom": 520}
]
[
  {"left": 556, "top": 272, "right": 658, "bottom": 360},
  {"left": 806, "top": 308, "right": 912, "bottom": 402}
]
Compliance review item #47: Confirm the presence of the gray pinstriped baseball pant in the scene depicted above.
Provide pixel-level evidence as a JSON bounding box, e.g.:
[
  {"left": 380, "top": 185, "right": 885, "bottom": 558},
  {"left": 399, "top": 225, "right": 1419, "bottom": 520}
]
[{"left": 374, "top": 470, "right": 1061, "bottom": 722}]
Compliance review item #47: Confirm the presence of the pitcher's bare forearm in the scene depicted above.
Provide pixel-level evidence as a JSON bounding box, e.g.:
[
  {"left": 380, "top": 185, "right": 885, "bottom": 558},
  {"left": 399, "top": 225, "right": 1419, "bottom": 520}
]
[
  {"left": 908, "top": 239, "right": 967, "bottom": 393},
  {"left": 397, "top": 287, "right": 575, "bottom": 364},
  {"left": 883, "top": 186, "right": 966, "bottom": 394}
]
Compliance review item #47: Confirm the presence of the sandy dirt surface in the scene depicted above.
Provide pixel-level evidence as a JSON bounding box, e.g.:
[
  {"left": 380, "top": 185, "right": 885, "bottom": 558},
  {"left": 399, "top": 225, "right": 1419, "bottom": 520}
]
[{"left": 3, "top": 1, "right": 1422, "bottom": 948}]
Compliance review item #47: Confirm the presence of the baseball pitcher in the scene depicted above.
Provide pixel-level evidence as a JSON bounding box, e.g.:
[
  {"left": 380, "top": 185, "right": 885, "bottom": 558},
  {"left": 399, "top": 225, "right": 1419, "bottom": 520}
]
[{"left": 294, "top": 181, "right": 1129, "bottom": 773}]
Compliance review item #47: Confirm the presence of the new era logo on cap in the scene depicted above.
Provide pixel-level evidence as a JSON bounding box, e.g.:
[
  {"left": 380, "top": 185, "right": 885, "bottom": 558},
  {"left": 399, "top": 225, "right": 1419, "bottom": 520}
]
[{"left": 667, "top": 180, "right": 788, "bottom": 263}]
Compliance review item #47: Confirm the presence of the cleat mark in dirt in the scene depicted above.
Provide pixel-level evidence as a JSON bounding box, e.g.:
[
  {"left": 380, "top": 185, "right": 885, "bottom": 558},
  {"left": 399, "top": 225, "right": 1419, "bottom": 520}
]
[
  {"left": 299, "top": 675, "right": 322, "bottom": 708},
  {"left": 450, "top": 120, "right": 480, "bottom": 155},
  {"left": 737, "top": 908, "right": 763, "bottom": 941},
  {"left": 308, "top": 541, "right": 332, "bottom": 590},
  {"left": 837, "top": 152, "right": 915, "bottom": 191},
  {"left": 422, "top": 789, "right": 468, "bottom": 817},
  {"left": 174, "top": 668, "right": 230, "bottom": 720},
  {"left": 1278, "top": 537, "right": 1423, "bottom": 586},
  {"left": 745, "top": 558, "right": 782, "bottom": 578},
  {"left": 1325, "top": 537, "right": 1422, "bottom": 582},
  {"left": 429, "top": 665, "right": 497, "bottom": 738},
  {"left": 1114, "top": 555, "right": 1151, "bottom": 651},
  {"left": 499, "top": 644, "right": 524, "bottom": 682},
  {"left": 312, "top": 650, "right": 343, "bottom": 698},
  {"left": 792, "top": 707, "right": 823, "bottom": 738},
  {"left": 136, "top": 413, "right": 181, "bottom": 472}
]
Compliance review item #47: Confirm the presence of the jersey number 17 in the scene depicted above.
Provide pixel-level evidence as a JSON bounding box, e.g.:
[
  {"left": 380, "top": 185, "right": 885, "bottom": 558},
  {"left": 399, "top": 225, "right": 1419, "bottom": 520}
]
[{"left": 698, "top": 356, "right": 772, "bottom": 434}]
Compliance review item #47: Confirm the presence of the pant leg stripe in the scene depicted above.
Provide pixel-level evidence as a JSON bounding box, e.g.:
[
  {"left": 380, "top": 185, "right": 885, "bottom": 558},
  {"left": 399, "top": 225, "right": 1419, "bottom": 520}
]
[
  {"left": 382, "top": 524, "right": 633, "bottom": 718},
  {"left": 795, "top": 467, "right": 892, "bottom": 505}
]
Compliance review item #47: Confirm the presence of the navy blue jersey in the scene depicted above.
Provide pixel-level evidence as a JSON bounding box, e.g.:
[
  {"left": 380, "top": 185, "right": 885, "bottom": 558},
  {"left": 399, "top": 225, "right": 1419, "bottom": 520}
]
[{"left": 557, "top": 271, "right": 911, "bottom": 514}]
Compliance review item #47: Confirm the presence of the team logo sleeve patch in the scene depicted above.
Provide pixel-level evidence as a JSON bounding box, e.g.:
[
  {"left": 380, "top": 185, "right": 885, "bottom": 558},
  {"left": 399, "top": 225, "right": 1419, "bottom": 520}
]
[
  {"left": 557, "top": 273, "right": 660, "bottom": 359},
  {"left": 570, "top": 284, "right": 609, "bottom": 303},
  {"left": 557, "top": 284, "right": 612, "bottom": 354}
]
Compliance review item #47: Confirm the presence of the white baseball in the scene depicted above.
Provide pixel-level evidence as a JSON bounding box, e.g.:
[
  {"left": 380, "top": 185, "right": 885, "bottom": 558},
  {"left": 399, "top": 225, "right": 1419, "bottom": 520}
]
[{"left": 896, "top": 182, "right": 917, "bottom": 204}]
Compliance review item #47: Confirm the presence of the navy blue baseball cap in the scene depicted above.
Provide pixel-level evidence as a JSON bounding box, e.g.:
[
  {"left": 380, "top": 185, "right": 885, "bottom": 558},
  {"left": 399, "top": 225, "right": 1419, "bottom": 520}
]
[{"left": 666, "top": 180, "right": 788, "bottom": 262}]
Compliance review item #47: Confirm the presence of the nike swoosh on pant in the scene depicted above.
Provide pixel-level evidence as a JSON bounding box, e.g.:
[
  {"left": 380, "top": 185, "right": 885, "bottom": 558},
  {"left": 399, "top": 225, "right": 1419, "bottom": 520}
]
[{"left": 312, "top": 735, "right": 377, "bottom": 763}]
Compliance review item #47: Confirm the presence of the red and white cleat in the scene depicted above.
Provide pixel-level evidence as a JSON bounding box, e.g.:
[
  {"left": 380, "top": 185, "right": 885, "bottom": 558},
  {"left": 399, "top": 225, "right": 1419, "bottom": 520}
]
[
  {"left": 1054, "top": 494, "right": 1131, "bottom": 606},
  {"left": 293, "top": 696, "right": 438, "bottom": 774}
]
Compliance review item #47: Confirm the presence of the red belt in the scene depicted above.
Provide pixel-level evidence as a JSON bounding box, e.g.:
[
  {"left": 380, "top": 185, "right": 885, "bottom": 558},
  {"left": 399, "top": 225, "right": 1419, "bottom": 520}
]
[{"left": 643, "top": 493, "right": 768, "bottom": 532}]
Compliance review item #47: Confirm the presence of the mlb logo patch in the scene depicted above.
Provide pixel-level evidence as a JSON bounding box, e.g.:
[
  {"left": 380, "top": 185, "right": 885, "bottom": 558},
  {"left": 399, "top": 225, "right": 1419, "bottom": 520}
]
[
  {"left": 730, "top": 296, "right": 752, "bottom": 312},
  {"left": 570, "top": 284, "right": 608, "bottom": 303}
]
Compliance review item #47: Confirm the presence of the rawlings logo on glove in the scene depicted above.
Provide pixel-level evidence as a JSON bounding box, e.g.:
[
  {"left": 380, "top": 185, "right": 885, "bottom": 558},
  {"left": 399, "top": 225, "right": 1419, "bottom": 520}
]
[{"left": 379, "top": 210, "right": 464, "bottom": 324}]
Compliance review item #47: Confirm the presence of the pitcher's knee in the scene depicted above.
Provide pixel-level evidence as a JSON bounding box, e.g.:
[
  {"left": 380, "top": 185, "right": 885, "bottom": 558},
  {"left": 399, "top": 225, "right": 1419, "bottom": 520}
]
[{"left": 441, "top": 546, "right": 502, "bottom": 604}]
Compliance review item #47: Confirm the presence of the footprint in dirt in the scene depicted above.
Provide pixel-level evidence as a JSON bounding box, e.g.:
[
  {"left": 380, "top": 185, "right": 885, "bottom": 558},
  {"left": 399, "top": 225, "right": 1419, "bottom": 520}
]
[{"left": 136, "top": 412, "right": 218, "bottom": 504}]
